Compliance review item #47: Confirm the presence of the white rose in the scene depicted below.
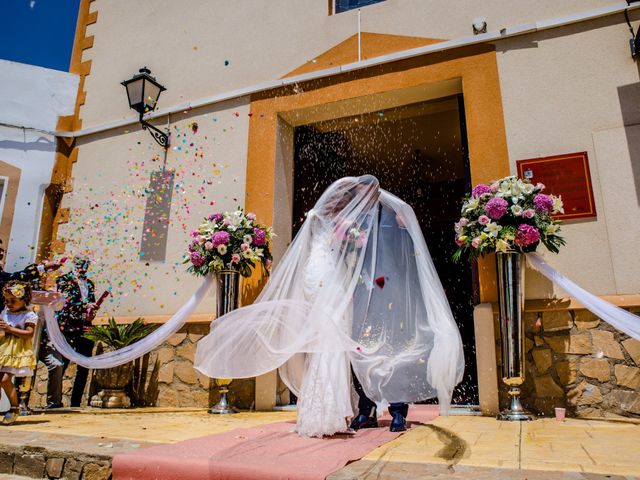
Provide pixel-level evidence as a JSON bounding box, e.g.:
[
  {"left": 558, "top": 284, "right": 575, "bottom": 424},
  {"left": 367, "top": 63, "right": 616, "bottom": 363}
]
[
  {"left": 217, "top": 244, "right": 227, "bottom": 255},
  {"left": 511, "top": 205, "right": 523, "bottom": 216},
  {"left": 243, "top": 235, "right": 253, "bottom": 244},
  {"left": 228, "top": 211, "right": 243, "bottom": 227}
]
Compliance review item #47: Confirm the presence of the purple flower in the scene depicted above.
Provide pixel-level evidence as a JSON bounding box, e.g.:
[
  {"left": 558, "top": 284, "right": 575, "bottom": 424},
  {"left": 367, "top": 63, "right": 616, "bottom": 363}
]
[
  {"left": 472, "top": 184, "right": 491, "bottom": 198},
  {"left": 515, "top": 224, "right": 540, "bottom": 247},
  {"left": 208, "top": 213, "right": 223, "bottom": 222},
  {"left": 533, "top": 194, "right": 554, "bottom": 213},
  {"left": 189, "top": 230, "right": 199, "bottom": 238},
  {"left": 246, "top": 212, "right": 256, "bottom": 221},
  {"left": 253, "top": 228, "right": 266, "bottom": 246},
  {"left": 485, "top": 197, "right": 508, "bottom": 220},
  {"left": 211, "top": 231, "right": 230, "bottom": 247},
  {"left": 190, "top": 252, "right": 205, "bottom": 267}
]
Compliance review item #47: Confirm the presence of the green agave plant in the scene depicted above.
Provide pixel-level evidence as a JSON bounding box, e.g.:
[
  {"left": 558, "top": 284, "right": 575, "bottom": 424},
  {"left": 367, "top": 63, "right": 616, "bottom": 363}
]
[{"left": 84, "top": 317, "right": 153, "bottom": 351}]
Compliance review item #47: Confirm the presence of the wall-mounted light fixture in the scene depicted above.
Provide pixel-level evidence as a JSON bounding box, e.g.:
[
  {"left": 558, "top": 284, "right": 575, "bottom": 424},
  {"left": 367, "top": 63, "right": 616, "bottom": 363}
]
[
  {"left": 472, "top": 16, "right": 487, "bottom": 35},
  {"left": 625, "top": 5, "right": 640, "bottom": 59},
  {"left": 121, "top": 67, "right": 170, "bottom": 149}
]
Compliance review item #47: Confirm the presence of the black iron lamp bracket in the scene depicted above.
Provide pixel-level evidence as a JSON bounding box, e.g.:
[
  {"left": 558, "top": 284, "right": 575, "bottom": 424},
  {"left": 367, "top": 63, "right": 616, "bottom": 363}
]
[
  {"left": 625, "top": 4, "right": 640, "bottom": 58},
  {"left": 139, "top": 113, "right": 170, "bottom": 149}
]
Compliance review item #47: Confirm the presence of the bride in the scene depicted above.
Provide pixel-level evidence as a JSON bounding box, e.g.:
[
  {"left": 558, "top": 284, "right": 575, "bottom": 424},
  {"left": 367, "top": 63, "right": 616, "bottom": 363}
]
[{"left": 194, "top": 175, "right": 464, "bottom": 437}]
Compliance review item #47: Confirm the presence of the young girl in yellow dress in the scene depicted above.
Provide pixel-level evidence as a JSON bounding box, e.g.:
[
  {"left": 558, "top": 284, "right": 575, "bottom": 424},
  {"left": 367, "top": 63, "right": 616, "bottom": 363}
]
[{"left": 0, "top": 281, "right": 38, "bottom": 425}]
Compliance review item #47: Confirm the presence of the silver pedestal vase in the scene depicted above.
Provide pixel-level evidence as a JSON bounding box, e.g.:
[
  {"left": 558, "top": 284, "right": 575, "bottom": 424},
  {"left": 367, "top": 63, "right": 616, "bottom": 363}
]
[
  {"left": 496, "top": 252, "right": 535, "bottom": 421},
  {"left": 209, "top": 270, "right": 240, "bottom": 415}
]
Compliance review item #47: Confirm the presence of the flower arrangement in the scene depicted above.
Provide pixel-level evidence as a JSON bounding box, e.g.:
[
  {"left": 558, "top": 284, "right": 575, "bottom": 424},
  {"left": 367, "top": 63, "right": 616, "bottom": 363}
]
[
  {"left": 333, "top": 220, "right": 367, "bottom": 249},
  {"left": 185, "top": 209, "right": 274, "bottom": 277},
  {"left": 452, "top": 176, "right": 566, "bottom": 262}
]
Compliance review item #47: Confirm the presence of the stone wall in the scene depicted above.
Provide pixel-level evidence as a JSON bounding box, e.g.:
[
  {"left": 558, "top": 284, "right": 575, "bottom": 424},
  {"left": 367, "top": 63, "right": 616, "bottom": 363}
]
[
  {"left": 29, "top": 323, "right": 255, "bottom": 410},
  {"left": 497, "top": 308, "right": 640, "bottom": 419}
]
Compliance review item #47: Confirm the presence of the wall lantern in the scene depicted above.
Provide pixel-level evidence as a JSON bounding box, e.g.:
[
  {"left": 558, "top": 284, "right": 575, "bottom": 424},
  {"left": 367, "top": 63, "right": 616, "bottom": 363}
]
[{"left": 121, "top": 67, "right": 170, "bottom": 149}]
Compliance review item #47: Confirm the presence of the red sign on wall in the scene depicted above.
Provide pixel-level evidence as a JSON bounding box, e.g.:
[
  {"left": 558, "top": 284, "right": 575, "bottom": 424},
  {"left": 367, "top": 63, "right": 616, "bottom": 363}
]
[{"left": 516, "top": 152, "right": 596, "bottom": 221}]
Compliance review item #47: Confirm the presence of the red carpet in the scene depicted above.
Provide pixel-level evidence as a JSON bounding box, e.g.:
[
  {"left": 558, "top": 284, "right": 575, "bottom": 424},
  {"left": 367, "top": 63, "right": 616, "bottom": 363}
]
[{"left": 112, "top": 405, "right": 438, "bottom": 480}]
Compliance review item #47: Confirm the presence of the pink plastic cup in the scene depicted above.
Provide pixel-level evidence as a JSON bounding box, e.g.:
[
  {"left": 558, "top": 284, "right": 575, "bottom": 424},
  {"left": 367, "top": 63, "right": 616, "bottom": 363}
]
[{"left": 555, "top": 407, "right": 566, "bottom": 422}]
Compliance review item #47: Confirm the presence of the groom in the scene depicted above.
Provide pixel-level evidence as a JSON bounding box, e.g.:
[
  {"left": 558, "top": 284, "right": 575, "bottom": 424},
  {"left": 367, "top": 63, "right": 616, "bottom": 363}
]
[{"left": 349, "top": 196, "right": 410, "bottom": 433}]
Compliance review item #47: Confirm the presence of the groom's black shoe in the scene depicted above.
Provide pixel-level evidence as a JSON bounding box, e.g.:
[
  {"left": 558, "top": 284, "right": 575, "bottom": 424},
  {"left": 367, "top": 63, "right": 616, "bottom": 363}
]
[
  {"left": 350, "top": 414, "right": 378, "bottom": 430},
  {"left": 349, "top": 406, "right": 378, "bottom": 431},
  {"left": 388, "top": 403, "right": 408, "bottom": 432}
]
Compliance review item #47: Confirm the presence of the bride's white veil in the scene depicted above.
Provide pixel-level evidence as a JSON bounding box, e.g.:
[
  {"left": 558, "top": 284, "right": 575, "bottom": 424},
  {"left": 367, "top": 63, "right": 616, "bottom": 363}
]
[{"left": 194, "top": 175, "right": 464, "bottom": 410}]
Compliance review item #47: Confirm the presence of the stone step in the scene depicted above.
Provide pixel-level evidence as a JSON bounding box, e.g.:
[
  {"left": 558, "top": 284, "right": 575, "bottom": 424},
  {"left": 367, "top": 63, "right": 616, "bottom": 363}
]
[{"left": 0, "top": 445, "right": 112, "bottom": 480}]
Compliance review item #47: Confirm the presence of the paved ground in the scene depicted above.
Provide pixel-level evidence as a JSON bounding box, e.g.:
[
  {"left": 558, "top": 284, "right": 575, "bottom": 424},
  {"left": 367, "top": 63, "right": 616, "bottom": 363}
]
[
  {"left": 330, "top": 415, "right": 640, "bottom": 479},
  {"left": 0, "top": 408, "right": 638, "bottom": 479}
]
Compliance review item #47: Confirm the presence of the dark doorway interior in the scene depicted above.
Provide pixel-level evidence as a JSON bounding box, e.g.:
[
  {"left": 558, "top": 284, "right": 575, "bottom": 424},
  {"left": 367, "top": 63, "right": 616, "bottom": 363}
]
[{"left": 292, "top": 95, "right": 479, "bottom": 405}]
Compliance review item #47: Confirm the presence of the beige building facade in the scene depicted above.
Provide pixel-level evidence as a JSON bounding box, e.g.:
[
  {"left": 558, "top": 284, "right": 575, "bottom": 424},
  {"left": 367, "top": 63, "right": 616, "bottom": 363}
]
[{"left": 39, "top": 0, "right": 640, "bottom": 417}]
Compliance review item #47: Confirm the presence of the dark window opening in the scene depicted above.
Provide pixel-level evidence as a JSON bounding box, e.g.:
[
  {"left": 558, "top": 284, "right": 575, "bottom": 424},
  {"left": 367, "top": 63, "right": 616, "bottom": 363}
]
[{"left": 334, "top": 0, "right": 385, "bottom": 14}]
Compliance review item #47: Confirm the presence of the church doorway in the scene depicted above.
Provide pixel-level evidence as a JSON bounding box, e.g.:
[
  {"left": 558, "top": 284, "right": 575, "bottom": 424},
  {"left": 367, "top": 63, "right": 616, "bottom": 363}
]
[{"left": 291, "top": 94, "right": 479, "bottom": 405}]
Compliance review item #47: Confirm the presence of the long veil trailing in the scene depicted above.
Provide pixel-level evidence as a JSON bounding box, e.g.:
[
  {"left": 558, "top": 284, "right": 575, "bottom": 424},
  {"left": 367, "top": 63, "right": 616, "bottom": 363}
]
[{"left": 195, "top": 175, "right": 464, "bottom": 418}]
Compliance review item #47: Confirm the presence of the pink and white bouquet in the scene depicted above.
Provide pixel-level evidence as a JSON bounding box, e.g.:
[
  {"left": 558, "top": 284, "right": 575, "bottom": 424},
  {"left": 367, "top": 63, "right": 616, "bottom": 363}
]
[
  {"left": 185, "top": 209, "right": 274, "bottom": 277},
  {"left": 453, "top": 176, "right": 565, "bottom": 261}
]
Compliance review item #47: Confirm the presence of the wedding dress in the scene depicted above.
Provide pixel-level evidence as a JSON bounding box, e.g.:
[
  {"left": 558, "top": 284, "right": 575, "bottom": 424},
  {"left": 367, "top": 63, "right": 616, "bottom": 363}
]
[
  {"left": 295, "top": 221, "right": 353, "bottom": 437},
  {"left": 195, "top": 175, "right": 465, "bottom": 437}
]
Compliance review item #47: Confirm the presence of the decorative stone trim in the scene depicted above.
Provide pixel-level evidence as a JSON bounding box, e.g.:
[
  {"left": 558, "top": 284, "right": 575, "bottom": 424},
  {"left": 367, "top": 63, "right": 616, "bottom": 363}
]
[
  {"left": 497, "top": 308, "right": 640, "bottom": 419},
  {"left": 30, "top": 324, "right": 255, "bottom": 410},
  {"left": 44, "top": 0, "right": 97, "bottom": 260}
]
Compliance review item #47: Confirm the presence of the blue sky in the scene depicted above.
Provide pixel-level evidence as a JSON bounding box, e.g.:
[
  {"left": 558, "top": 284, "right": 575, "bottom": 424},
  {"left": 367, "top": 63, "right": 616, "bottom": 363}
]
[{"left": 0, "top": 0, "right": 81, "bottom": 71}]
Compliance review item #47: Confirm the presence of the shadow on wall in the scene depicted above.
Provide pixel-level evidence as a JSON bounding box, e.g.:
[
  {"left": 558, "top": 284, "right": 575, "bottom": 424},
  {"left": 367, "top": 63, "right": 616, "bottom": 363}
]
[
  {"left": 0, "top": 136, "right": 55, "bottom": 152},
  {"left": 139, "top": 169, "right": 175, "bottom": 262},
  {"left": 618, "top": 80, "right": 640, "bottom": 206}
]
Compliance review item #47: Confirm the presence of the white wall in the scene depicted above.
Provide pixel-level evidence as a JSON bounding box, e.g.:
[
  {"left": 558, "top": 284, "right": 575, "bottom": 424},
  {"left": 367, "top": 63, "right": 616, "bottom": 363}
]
[
  {"left": 69, "top": 0, "right": 640, "bottom": 312},
  {"left": 58, "top": 98, "right": 250, "bottom": 316},
  {"left": 496, "top": 15, "right": 640, "bottom": 296},
  {"left": 0, "top": 60, "right": 79, "bottom": 270},
  {"left": 79, "top": 0, "right": 619, "bottom": 128}
]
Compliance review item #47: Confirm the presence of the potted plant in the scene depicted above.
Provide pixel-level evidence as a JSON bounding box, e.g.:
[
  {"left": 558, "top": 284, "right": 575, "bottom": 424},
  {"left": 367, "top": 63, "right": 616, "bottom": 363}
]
[
  {"left": 452, "top": 175, "right": 565, "bottom": 261},
  {"left": 453, "top": 175, "right": 565, "bottom": 420},
  {"left": 184, "top": 209, "right": 274, "bottom": 413},
  {"left": 85, "top": 317, "right": 153, "bottom": 408}
]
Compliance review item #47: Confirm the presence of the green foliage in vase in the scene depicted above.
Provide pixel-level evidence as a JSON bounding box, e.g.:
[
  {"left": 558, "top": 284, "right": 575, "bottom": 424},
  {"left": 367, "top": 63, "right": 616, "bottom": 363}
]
[{"left": 84, "top": 317, "right": 153, "bottom": 351}]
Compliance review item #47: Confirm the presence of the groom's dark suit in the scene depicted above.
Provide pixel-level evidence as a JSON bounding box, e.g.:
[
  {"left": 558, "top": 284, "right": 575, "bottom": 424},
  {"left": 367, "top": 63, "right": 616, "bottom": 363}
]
[{"left": 350, "top": 203, "right": 409, "bottom": 431}]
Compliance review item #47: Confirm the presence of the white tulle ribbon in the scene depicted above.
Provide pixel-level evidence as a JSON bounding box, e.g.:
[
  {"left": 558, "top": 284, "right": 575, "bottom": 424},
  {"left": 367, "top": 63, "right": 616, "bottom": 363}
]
[
  {"left": 526, "top": 253, "right": 640, "bottom": 340},
  {"left": 36, "top": 277, "right": 213, "bottom": 369}
]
